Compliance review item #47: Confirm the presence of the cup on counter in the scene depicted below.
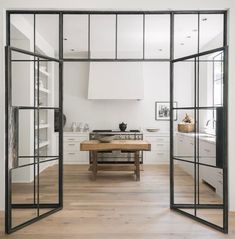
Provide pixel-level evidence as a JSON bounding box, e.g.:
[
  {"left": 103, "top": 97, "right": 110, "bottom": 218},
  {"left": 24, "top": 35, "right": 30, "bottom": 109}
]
[{"left": 71, "top": 122, "right": 77, "bottom": 132}]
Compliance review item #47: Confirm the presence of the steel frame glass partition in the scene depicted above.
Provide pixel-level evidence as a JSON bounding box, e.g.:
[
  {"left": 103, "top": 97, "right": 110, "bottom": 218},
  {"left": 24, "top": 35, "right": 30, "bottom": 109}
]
[
  {"left": 170, "top": 12, "right": 228, "bottom": 233},
  {"left": 5, "top": 46, "right": 63, "bottom": 234},
  {"left": 170, "top": 47, "right": 228, "bottom": 233},
  {"left": 5, "top": 10, "right": 228, "bottom": 234}
]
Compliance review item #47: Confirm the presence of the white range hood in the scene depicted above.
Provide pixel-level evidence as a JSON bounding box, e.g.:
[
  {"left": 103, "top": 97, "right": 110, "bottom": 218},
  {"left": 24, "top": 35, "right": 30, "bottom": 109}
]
[{"left": 88, "top": 62, "right": 144, "bottom": 100}]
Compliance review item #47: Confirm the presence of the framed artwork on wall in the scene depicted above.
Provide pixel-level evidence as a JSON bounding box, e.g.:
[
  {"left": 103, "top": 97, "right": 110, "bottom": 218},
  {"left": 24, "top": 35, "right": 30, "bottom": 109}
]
[{"left": 155, "top": 101, "right": 178, "bottom": 121}]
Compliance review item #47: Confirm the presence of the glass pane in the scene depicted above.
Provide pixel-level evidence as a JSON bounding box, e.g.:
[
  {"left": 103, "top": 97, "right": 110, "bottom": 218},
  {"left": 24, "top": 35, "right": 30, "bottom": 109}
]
[
  {"left": 12, "top": 60, "right": 34, "bottom": 107},
  {"left": 36, "top": 109, "right": 59, "bottom": 158},
  {"left": 174, "top": 109, "right": 195, "bottom": 162},
  {"left": 198, "top": 165, "right": 223, "bottom": 205},
  {"left": 173, "top": 60, "right": 195, "bottom": 108},
  {"left": 174, "top": 14, "right": 198, "bottom": 59},
  {"left": 63, "top": 15, "right": 88, "bottom": 59},
  {"left": 10, "top": 14, "right": 34, "bottom": 53},
  {"left": 174, "top": 160, "right": 195, "bottom": 206},
  {"left": 11, "top": 164, "right": 38, "bottom": 228},
  {"left": 199, "top": 14, "right": 224, "bottom": 52},
  {"left": 36, "top": 60, "right": 59, "bottom": 108},
  {"left": 199, "top": 51, "right": 223, "bottom": 108},
  {"left": 35, "top": 14, "right": 59, "bottom": 58},
  {"left": 90, "top": 15, "right": 116, "bottom": 58},
  {"left": 39, "top": 160, "right": 59, "bottom": 216},
  {"left": 145, "top": 14, "right": 170, "bottom": 59},
  {"left": 196, "top": 209, "right": 223, "bottom": 228},
  {"left": 18, "top": 109, "right": 35, "bottom": 158},
  {"left": 117, "top": 15, "right": 143, "bottom": 58}
]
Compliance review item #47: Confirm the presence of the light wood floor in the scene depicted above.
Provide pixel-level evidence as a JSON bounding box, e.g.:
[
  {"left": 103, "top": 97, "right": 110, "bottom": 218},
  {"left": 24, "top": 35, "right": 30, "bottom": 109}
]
[{"left": 0, "top": 164, "right": 235, "bottom": 239}]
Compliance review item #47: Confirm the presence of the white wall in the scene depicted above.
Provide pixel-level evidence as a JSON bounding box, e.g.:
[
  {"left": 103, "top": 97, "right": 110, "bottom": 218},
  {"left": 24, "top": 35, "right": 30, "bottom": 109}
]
[
  {"left": 64, "top": 62, "right": 170, "bottom": 131},
  {"left": 0, "top": 0, "right": 235, "bottom": 213}
]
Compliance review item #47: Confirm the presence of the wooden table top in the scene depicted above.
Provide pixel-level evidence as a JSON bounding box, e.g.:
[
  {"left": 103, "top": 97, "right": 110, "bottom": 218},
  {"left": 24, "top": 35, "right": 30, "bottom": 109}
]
[{"left": 80, "top": 140, "right": 151, "bottom": 151}]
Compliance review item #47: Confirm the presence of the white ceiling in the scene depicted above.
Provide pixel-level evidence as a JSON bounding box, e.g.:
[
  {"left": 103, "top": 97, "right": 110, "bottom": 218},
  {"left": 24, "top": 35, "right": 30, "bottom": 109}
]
[{"left": 12, "top": 13, "right": 223, "bottom": 58}]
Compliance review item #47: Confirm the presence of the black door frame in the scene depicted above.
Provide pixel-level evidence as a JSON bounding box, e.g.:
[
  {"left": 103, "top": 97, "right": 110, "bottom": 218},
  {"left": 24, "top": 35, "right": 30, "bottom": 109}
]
[
  {"left": 5, "top": 47, "right": 63, "bottom": 233},
  {"left": 5, "top": 9, "right": 228, "bottom": 234},
  {"left": 170, "top": 46, "right": 228, "bottom": 233}
]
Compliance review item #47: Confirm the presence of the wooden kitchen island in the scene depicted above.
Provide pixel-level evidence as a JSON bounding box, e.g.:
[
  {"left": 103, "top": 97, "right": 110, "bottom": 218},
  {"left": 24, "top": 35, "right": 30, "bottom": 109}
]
[{"left": 80, "top": 140, "right": 151, "bottom": 181}]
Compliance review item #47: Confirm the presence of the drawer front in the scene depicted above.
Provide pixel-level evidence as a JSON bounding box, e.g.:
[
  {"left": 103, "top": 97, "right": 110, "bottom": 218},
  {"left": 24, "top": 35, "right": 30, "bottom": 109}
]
[
  {"left": 145, "top": 136, "right": 169, "bottom": 143},
  {"left": 64, "top": 141, "right": 80, "bottom": 152},
  {"left": 64, "top": 151, "right": 88, "bottom": 163},
  {"left": 201, "top": 166, "right": 217, "bottom": 188},
  {"left": 64, "top": 136, "right": 88, "bottom": 142},
  {"left": 199, "top": 142, "right": 216, "bottom": 157},
  {"left": 145, "top": 150, "right": 169, "bottom": 164},
  {"left": 199, "top": 156, "right": 216, "bottom": 166},
  {"left": 151, "top": 142, "right": 169, "bottom": 151}
]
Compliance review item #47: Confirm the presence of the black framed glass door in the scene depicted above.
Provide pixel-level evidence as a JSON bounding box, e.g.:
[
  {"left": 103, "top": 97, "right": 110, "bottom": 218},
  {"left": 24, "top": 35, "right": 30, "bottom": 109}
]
[
  {"left": 5, "top": 46, "right": 63, "bottom": 234},
  {"left": 170, "top": 46, "right": 228, "bottom": 233}
]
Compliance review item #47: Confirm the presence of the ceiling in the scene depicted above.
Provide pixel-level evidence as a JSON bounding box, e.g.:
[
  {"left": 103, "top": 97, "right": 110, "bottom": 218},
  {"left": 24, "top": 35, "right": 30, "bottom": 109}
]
[{"left": 11, "top": 13, "right": 224, "bottom": 59}]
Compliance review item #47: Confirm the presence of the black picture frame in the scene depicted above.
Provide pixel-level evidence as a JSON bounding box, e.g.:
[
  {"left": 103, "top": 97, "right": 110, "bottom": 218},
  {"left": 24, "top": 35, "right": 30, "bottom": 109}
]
[{"left": 155, "top": 101, "right": 177, "bottom": 121}]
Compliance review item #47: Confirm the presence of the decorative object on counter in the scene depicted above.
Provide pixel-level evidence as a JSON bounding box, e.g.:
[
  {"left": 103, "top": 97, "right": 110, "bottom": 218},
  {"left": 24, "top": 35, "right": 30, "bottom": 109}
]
[
  {"left": 71, "top": 122, "right": 77, "bottom": 132},
  {"left": 146, "top": 128, "right": 160, "bottom": 132},
  {"left": 54, "top": 109, "right": 66, "bottom": 132},
  {"left": 78, "top": 122, "right": 85, "bottom": 132},
  {"left": 83, "top": 123, "right": 90, "bottom": 132},
  {"left": 155, "top": 101, "right": 177, "bottom": 121},
  {"left": 178, "top": 113, "right": 195, "bottom": 133},
  {"left": 119, "top": 122, "right": 127, "bottom": 132},
  {"left": 97, "top": 134, "right": 116, "bottom": 143}
]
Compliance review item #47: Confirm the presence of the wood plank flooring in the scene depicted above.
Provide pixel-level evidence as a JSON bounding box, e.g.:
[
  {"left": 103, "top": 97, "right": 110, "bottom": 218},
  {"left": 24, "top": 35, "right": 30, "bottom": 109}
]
[{"left": 0, "top": 164, "right": 235, "bottom": 238}]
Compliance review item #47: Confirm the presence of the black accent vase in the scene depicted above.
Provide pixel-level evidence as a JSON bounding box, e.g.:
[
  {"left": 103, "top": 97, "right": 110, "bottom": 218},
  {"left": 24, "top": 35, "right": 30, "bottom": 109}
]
[
  {"left": 119, "top": 122, "right": 127, "bottom": 132},
  {"left": 54, "top": 109, "right": 66, "bottom": 132}
]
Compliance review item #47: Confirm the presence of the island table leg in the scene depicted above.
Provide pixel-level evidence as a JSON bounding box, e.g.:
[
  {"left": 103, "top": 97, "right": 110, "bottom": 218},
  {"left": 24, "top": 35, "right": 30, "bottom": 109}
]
[
  {"left": 135, "top": 151, "right": 140, "bottom": 181},
  {"left": 92, "top": 151, "right": 98, "bottom": 180}
]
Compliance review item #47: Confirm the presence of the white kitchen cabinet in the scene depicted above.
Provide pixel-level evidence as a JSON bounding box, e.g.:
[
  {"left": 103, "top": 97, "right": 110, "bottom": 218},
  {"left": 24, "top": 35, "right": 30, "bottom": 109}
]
[
  {"left": 64, "top": 132, "right": 89, "bottom": 164},
  {"left": 175, "top": 133, "right": 222, "bottom": 198},
  {"left": 144, "top": 132, "right": 169, "bottom": 164}
]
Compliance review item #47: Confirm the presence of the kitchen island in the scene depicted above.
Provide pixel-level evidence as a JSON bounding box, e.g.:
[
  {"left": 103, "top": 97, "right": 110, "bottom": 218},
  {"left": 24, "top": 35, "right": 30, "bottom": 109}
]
[{"left": 80, "top": 140, "right": 151, "bottom": 181}]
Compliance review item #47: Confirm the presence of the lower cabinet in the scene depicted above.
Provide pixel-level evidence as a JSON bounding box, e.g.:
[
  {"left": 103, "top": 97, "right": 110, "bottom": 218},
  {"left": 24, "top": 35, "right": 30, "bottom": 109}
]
[
  {"left": 144, "top": 132, "right": 169, "bottom": 164},
  {"left": 175, "top": 133, "right": 222, "bottom": 198},
  {"left": 64, "top": 132, "right": 89, "bottom": 164}
]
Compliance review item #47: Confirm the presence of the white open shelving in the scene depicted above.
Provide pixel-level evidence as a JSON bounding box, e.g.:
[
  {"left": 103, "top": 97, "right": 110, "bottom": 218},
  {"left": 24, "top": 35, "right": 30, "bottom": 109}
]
[
  {"left": 36, "top": 124, "right": 49, "bottom": 129},
  {"left": 36, "top": 140, "right": 50, "bottom": 149}
]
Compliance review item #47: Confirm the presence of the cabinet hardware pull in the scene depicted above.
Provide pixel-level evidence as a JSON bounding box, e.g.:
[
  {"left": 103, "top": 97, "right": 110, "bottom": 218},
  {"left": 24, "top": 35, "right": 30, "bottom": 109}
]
[
  {"left": 68, "top": 144, "right": 75, "bottom": 146},
  {"left": 68, "top": 153, "right": 75, "bottom": 155},
  {"left": 68, "top": 138, "right": 75, "bottom": 141},
  {"left": 157, "top": 144, "right": 164, "bottom": 146},
  {"left": 204, "top": 149, "right": 210, "bottom": 152}
]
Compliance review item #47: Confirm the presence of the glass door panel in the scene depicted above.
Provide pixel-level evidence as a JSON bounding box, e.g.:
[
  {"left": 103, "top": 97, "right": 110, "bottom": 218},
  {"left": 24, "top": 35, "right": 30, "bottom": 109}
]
[
  {"left": 5, "top": 46, "right": 62, "bottom": 234},
  {"left": 171, "top": 47, "right": 228, "bottom": 233}
]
